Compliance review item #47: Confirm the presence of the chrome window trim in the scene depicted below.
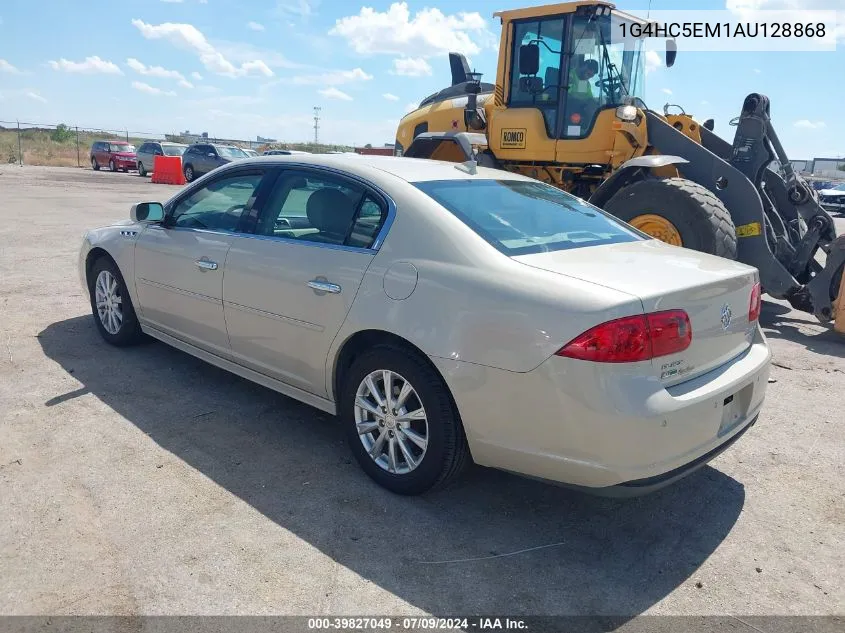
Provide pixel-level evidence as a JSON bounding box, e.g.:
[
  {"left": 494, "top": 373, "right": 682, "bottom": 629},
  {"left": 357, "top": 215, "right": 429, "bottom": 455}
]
[{"left": 162, "top": 160, "right": 397, "bottom": 252}]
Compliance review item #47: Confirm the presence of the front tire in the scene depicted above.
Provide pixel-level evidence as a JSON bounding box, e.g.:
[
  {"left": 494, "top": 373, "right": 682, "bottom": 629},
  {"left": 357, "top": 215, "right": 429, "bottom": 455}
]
[
  {"left": 184, "top": 164, "right": 195, "bottom": 182},
  {"left": 604, "top": 177, "right": 738, "bottom": 259},
  {"left": 109, "top": 159, "right": 117, "bottom": 172},
  {"left": 88, "top": 257, "right": 143, "bottom": 346},
  {"left": 138, "top": 161, "right": 147, "bottom": 177},
  {"left": 341, "top": 345, "right": 469, "bottom": 495}
]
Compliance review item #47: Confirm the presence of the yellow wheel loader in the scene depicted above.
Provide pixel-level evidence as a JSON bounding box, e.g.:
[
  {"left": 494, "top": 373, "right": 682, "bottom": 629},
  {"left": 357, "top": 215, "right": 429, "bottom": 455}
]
[{"left": 396, "top": 1, "right": 845, "bottom": 330}]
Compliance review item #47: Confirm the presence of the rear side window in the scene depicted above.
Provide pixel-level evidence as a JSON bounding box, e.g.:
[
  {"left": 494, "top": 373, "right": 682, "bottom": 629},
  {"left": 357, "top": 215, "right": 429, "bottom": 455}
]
[{"left": 415, "top": 179, "right": 642, "bottom": 255}]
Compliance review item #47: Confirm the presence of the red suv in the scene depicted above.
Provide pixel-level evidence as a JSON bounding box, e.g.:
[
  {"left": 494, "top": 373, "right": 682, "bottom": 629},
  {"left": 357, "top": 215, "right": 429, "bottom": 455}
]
[{"left": 90, "top": 140, "right": 137, "bottom": 172}]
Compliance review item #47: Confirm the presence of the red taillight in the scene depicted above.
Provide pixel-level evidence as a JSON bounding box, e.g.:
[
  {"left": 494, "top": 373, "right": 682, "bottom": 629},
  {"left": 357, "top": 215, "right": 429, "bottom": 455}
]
[
  {"left": 556, "top": 310, "right": 692, "bottom": 363},
  {"left": 748, "top": 282, "right": 762, "bottom": 323}
]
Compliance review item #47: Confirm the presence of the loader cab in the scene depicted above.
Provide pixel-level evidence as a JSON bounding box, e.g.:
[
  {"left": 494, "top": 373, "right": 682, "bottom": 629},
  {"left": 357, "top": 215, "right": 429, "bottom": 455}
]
[{"left": 497, "top": 4, "right": 648, "bottom": 142}]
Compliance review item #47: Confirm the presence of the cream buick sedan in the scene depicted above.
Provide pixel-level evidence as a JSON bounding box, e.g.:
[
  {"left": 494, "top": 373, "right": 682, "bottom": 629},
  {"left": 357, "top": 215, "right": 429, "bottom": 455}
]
[{"left": 79, "top": 155, "right": 771, "bottom": 495}]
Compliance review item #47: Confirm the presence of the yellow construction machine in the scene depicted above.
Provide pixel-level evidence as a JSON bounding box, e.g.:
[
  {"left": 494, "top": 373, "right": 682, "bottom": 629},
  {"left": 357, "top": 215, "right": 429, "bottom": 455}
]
[{"left": 396, "top": 1, "right": 845, "bottom": 331}]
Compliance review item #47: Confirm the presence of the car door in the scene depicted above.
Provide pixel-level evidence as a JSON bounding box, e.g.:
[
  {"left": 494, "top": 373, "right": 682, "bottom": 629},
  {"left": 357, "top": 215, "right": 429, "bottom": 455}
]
[
  {"left": 223, "top": 168, "right": 390, "bottom": 396},
  {"left": 133, "top": 167, "right": 273, "bottom": 356},
  {"left": 94, "top": 142, "right": 107, "bottom": 165}
]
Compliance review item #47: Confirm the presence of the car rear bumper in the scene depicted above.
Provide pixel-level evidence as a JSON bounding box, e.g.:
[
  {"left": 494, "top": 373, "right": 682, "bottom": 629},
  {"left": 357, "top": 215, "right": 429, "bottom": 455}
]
[{"left": 432, "top": 325, "right": 770, "bottom": 491}]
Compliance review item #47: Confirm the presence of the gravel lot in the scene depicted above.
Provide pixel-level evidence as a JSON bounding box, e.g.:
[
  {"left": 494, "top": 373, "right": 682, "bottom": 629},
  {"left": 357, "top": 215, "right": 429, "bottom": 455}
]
[{"left": 0, "top": 165, "right": 843, "bottom": 619}]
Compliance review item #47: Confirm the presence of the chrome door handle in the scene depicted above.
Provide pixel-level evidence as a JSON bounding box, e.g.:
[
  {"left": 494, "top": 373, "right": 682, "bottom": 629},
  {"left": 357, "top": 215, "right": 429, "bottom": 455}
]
[
  {"left": 307, "top": 280, "right": 341, "bottom": 294},
  {"left": 195, "top": 259, "right": 218, "bottom": 271}
]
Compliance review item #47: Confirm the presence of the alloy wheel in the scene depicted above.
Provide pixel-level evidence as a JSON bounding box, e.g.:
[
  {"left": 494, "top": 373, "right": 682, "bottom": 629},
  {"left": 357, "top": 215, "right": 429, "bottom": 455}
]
[
  {"left": 354, "top": 370, "right": 429, "bottom": 474},
  {"left": 94, "top": 270, "right": 123, "bottom": 335}
]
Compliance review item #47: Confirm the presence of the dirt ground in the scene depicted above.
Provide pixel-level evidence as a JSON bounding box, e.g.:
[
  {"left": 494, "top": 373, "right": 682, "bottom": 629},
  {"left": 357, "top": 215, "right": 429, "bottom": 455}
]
[{"left": 0, "top": 165, "right": 843, "bottom": 619}]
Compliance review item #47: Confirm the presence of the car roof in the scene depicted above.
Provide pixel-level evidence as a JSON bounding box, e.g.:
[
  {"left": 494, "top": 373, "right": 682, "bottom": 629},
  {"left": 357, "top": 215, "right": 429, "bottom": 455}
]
[{"left": 234, "top": 154, "right": 535, "bottom": 184}]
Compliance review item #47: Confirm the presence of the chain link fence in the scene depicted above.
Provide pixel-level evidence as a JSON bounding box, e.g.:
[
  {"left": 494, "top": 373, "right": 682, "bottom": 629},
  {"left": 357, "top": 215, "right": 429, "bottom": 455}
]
[{"left": 0, "top": 120, "right": 353, "bottom": 168}]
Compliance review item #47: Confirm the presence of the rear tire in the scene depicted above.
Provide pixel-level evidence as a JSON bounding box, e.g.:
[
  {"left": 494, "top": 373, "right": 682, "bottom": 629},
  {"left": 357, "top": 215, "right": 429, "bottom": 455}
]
[
  {"left": 91, "top": 157, "right": 100, "bottom": 171},
  {"left": 604, "top": 177, "right": 738, "bottom": 259},
  {"left": 340, "top": 345, "right": 469, "bottom": 495},
  {"left": 88, "top": 257, "right": 143, "bottom": 347},
  {"left": 184, "top": 164, "right": 195, "bottom": 182}
]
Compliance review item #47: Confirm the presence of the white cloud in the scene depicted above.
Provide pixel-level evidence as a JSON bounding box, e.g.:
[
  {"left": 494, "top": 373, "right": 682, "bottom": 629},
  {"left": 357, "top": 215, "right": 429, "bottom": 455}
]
[
  {"left": 247, "top": 21, "right": 265, "bottom": 31},
  {"left": 0, "top": 59, "right": 20, "bottom": 73},
  {"left": 318, "top": 86, "right": 352, "bottom": 101},
  {"left": 126, "top": 58, "right": 189, "bottom": 85},
  {"left": 27, "top": 91, "right": 47, "bottom": 103},
  {"left": 391, "top": 57, "right": 432, "bottom": 77},
  {"left": 383, "top": 93, "right": 399, "bottom": 101},
  {"left": 292, "top": 67, "right": 372, "bottom": 85},
  {"left": 131, "top": 19, "right": 275, "bottom": 78},
  {"left": 191, "top": 71, "right": 203, "bottom": 80},
  {"left": 701, "top": 100, "right": 710, "bottom": 105},
  {"left": 277, "top": 0, "right": 318, "bottom": 19},
  {"left": 48, "top": 56, "right": 122, "bottom": 74},
  {"left": 753, "top": 68, "right": 761, "bottom": 73},
  {"left": 662, "top": 88, "right": 673, "bottom": 95},
  {"left": 161, "top": 0, "right": 184, "bottom": 3},
  {"left": 405, "top": 102, "right": 418, "bottom": 113},
  {"left": 330, "top": 2, "right": 494, "bottom": 58},
  {"left": 645, "top": 50, "right": 661, "bottom": 74},
  {"left": 794, "top": 119, "right": 826, "bottom": 129},
  {"left": 132, "top": 81, "right": 177, "bottom": 96}
]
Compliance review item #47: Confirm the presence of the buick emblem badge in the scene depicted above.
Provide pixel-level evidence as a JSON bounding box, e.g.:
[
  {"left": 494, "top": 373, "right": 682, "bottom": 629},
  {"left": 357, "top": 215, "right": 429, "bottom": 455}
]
[{"left": 720, "top": 304, "right": 733, "bottom": 331}]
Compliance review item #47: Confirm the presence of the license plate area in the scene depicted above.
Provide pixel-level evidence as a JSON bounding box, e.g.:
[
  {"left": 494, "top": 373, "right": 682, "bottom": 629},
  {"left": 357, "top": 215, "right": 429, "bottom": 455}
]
[{"left": 718, "top": 382, "right": 754, "bottom": 437}]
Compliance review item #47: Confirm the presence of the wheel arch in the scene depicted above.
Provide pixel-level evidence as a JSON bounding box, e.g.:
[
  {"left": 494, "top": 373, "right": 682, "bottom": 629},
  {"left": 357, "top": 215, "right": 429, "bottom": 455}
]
[
  {"left": 331, "top": 329, "right": 462, "bottom": 419},
  {"left": 85, "top": 247, "right": 116, "bottom": 287},
  {"left": 588, "top": 155, "right": 689, "bottom": 209}
]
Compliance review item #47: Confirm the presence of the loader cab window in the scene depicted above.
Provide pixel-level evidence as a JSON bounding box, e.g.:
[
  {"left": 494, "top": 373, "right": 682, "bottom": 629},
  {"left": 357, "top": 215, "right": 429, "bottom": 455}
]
[
  {"left": 563, "top": 13, "right": 646, "bottom": 138},
  {"left": 508, "top": 17, "right": 565, "bottom": 137}
]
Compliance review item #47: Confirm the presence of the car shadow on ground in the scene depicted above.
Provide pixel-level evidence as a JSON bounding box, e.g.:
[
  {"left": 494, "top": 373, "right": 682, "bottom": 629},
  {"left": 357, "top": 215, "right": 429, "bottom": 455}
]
[
  {"left": 759, "top": 301, "right": 845, "bottom": 357},
  {"left": 39, "top": 316, "right": 745, "bottom": 617}
]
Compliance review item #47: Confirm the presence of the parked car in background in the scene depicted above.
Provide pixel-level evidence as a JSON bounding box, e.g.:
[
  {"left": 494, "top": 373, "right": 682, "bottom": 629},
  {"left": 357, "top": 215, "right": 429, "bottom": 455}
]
[
  {"left": 135, "top": 142, "right": 188, "bottom": 177},
  {"left": 90, "top": 141, "right": 136, "bottom": 172},
  {"left": 263, "top": 149, "right": 311, "bottom": 155},
  {"left": 243, "top": 148, "right": 259, "bottom": 158},
  {"left": 818, "top": 183, "right": 845, "bottom": 214},
  {"left": 181, "top": 143, "right": 249, "bottom": 182},
  {"left": 78, "top": 154, "right": 770, "bottom": 496}
]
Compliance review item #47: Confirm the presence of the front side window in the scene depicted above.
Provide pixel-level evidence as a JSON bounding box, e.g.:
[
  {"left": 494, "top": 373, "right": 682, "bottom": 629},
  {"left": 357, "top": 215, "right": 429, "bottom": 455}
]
[
  {"left": 170, "top": 172, "right": 264, "bottom": 231},
  {"left": 256, "top": 171, "right": 385, "bottom": 248},
  {"left": 415, "top": 179, "right": 641, "bottom": 255}
]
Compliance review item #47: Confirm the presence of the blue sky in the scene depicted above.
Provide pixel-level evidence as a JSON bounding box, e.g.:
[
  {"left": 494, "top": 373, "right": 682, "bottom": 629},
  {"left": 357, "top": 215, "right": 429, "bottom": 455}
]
[{"left": 0, "top": 0, "right": 842, "bottom": 159}]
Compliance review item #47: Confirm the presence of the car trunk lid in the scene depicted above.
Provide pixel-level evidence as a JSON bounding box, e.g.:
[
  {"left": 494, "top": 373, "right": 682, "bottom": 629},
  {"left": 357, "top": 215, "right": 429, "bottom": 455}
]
[{"left": 514, "top": 240, "right": 759, "bottom": 384}]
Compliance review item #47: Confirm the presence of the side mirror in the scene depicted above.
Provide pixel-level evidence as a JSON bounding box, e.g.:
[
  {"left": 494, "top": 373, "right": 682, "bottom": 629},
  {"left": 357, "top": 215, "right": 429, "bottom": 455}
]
[
  {"left": 519, "top": 44, "right": 540, "bottom": 76},
  {"left": 131, "top": 202, "right": 164, "bottom": 223},
  {"left": 665, "top": 39, "right": 677, "bottom": 68},
  {"left": 208, "top": 152, "right": 216, "bottom": 157}
]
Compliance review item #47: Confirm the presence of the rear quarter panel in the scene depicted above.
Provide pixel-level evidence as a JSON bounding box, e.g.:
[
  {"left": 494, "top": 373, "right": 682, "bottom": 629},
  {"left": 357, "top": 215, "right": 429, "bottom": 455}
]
[{"left": 325, "top": 181, "right": 643, "bottom": 397}]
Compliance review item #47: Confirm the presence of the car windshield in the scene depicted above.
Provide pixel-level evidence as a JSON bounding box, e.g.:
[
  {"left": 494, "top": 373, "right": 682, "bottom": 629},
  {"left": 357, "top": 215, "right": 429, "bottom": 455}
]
[
  {"left": 415, "top": 179, "right": 642, "bottom": 255},
  {"left": 110, "top": 144, "right": 135, "bottom": 153},
  {"left": 162, "top": 145, "right": 186, "bottom": 156},
  {"left": 832, "top": 183, "right": 845, "bottom": 191},
  {"left": 217, "top": 146, "right": 248, "bottom": 158}
]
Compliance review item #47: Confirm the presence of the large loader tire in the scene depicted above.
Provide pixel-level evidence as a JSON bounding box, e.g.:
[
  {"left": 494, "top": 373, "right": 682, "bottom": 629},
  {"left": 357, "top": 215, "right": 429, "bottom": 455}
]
[{"left": 604, "top": 177, "right": 738, "bottom": 259}]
